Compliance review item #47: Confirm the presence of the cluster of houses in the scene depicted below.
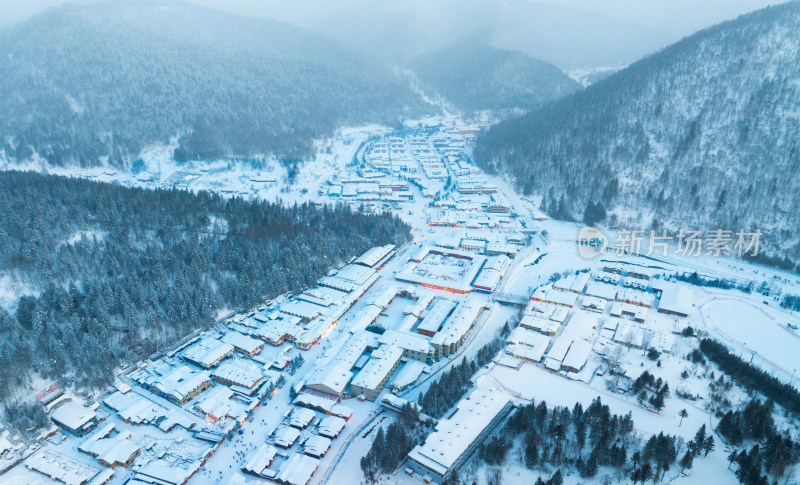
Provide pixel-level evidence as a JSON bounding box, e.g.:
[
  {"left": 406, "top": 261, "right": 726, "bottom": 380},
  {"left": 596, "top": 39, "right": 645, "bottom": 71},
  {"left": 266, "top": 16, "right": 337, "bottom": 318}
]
[
  {"left": 240, "top": 408, "right": 349, "bottom": 483},
  {"left": 395, "top": 244, "right": 515, "bottom": 295},
  {"left": 299, "top": 292, "right": 490, "bottom": 405},
  {"left": 503, "top": 264, "right": 696, "bottom": 383},
  {"left": 326, "top": 126, "right": 479, "bottom": 208},
  {"left": 40, "top": 385, "right": 216, "bottom": 485},
  {"left": 25, "top": 245, "right": 408, "bottom": 485}
]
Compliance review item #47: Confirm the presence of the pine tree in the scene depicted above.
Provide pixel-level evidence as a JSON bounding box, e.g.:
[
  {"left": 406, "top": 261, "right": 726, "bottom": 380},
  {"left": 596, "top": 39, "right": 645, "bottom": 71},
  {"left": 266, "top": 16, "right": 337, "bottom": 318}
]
[
  {"left": 703, "top": 436, "right": 715, "bottom": 456},
  {"left": 547, "top": 469, "right": 563, "bottom": 485},
  {"left": 631, "top": 467, "right": 642, "bottom": 484},
  {"left": 640, "top": 462, "right": 653, "bottom": 483},
  {"left": 726, "top": 450, "right": 737, "bottom": 469},
  {"left": 524, "top": 440, "right": 539, "bottom": 469},
  {"left": 678, "top": 409, "right": 688, "bottom": 426},
  {"left": 679, "top": 449, "right": 694, "bottom": 471}
]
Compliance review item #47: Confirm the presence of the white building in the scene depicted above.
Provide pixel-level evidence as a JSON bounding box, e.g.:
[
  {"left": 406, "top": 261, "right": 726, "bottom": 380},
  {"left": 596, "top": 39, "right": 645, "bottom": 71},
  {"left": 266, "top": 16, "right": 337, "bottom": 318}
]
[
  {"left": 182, "top": 337, "right": 235, "bottom": 369},
  {"left": 317, "top": 416, "right": 346, "bottom": 438},
  {"left": 302, "top": 435, "right": 332, "bottom": 458},
  {"left": 657, "top": 285, "right": 694, "bottom": 317},
  {"left": 416, "top": 299, "right": 457, "bottom": 336},
  {"left": 561, "top": 340, "right": 592, "bottom": 373},
  {"left": 211, "top": 358, "right": 264, "bottom": 394},
  {"left": 553, "top": 272, "right": 590, "bottom": 293},
  {"left": 378, "top": 330, "right": 434, "bottom": 362},
  {"left": 350, "top": 345, "right": 404, "bottom": 400},
  {"left": 276, "top": 453, "right": 319, "bottom": 485},
  {"left": 430, "top": 302, "right": 485, "bottom": 358},
  {"left": 407, "top": 387, "right": 513, "bottom": 483},
  {"left": 289, "top": 408, "right": 316, "bottom": 429},
  {"left": 519, "top": 313, "right": 560, "bottom": 336},
  {"left": 243, "top": 444, "right": 278, "bottom": 478},
  {"left": 220, "top": 331, "right": 264, "bottom": 356},
  {"left": 50, "top": 401, "right": 98, "bottom": 436},
  {"left": 273, "top": 426, "right": 301, "bottom": 449},
  {"left": 354, "top": 244, "right": 396, "bottom": 268}
]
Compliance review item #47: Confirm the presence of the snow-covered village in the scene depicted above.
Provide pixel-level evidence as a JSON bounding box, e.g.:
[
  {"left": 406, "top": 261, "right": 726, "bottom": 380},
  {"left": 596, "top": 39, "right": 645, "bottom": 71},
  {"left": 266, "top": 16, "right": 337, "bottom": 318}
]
[
  {"left": 1, "top": 114, "right": 799, "bottom": 485},
  {"left": 2, "top": 2, "right": 800, "bottom": 485}
]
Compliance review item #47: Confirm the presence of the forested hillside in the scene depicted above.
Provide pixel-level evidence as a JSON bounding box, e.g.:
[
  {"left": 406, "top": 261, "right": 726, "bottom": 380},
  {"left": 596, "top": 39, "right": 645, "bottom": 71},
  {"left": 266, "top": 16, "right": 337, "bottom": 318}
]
[
  {"left": 410, "top": 43, "right": 580, "bottom": 113},
  {"left": 475, "top": 2, "right": 800, "bottom": 266},
  {"left": 0, "top": 171, "right": 410, "bottom": 400},
  {"left": 0, "top": 1, "right": 431, "bottom": 168}
]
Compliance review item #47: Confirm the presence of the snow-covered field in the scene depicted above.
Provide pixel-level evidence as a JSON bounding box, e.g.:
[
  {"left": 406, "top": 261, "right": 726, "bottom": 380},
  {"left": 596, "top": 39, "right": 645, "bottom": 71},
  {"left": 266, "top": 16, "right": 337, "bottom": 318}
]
[{"left": 699, "top": 295, "right": 800, "bottom": 382}]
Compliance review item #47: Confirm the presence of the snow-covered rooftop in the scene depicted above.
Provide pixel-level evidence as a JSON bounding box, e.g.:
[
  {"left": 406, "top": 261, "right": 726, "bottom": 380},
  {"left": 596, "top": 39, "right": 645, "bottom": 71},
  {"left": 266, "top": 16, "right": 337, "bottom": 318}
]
[
  {"left": 212, "top": 358, "right": 264, "bottom": 389},
  {"left": 50, "top": 401, "right": 96, "bottom": 431},
  {"left": 103, "top": 391, "right": 167, "bottom": 425},
  {"left": 585, "top": 281, "right": 618, "bottom": 300},
  {"left": 332, "top": 264, "right": 376, "bottom": 286},
  {"left": 317, "top": 416, "right": 346, "bottom": 438},
  {"left": 289, "top": 408, "right": 316, "bottom": 429},
  {"left": 561, "top": 340, "right": 592, "bottom": 371},
  {"left": 276, "top": 453, "right": 319, "bottom": 485},
  {"left": 243, "top": 444, "right": 277, "bottom": 476},
  {"left": 657, "top": 284, "right": 694, "bottom": 316},
  {"left": 79, "top": 424, "right": 140, "bottom": 467},
  {"left": 182, "top": 337, "right": 235, "bottom": 368},
  {"left": 408, "top": 386, "right": 512, "bottom": 476},
  {"left": 416, "top": 298, "right": 456, "bottom": 334},
  {"left": 350, "top": 344, "right": 403, "bottom": 392},
  {"left": 280, "top": 300, "right": 323, "bottom": 321},
  {"left": 519, "top": 314, "right": 561, "bottom": 335},
  {"left": 379, "top": 329, "right": 432, "bottom": 354},
  {"left": 354, "top": 244, "right": 396, "bottom": 268},
  {"left": 220, "top": 331, "right": 263, "bottom": 354},
  {"left": 430, "top": 302, "right": 484, "bottom": 348},
  {"left": 302, "top": 435, "right": 331, "bottom": 458},
  {"left": 25, "top": 449, "right": 104, "bottom": 485},
  {"left": 553, "top": 272, "right": 590, "bottom": 293},
  {"left": 273, "top": 426, "right": 301, "bottom": 448}
]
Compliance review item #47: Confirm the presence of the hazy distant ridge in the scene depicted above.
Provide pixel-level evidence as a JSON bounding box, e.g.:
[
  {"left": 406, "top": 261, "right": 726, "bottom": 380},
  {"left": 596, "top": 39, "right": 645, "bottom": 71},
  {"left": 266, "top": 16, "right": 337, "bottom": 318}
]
[{"left": 410, "top": 42, "right": 582, "bottom": 113}]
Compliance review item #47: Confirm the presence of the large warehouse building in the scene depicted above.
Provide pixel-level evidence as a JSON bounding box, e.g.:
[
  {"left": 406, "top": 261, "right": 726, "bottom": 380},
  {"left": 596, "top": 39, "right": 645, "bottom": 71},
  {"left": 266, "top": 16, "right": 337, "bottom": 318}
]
[{"left": 407, "top": 386, "right": 513, "bottom": 483}]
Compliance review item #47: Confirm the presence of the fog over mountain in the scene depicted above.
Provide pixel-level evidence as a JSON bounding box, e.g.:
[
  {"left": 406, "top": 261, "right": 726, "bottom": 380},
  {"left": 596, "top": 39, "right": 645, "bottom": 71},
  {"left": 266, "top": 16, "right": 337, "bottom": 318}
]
[
  {"left": 313, "top": 0, "right": 666, "bottom": 69},
  {"left": 410, "top": 42, "right": 581, "bottom": 113},
  {"left": 475, "top": 2, "right": 800, "bottom": 267},
  {"left": 0, "top": 0, "right": 782, "bottom": 69}
]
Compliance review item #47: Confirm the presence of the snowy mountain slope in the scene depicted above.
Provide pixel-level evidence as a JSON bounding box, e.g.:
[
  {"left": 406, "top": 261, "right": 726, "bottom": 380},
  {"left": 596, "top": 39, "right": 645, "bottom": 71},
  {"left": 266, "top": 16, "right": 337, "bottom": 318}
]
[
  {"left": 0, "top": 1, "right": 432, "bottom": 168},
  {"left": 474, "top": 1, "right": 800, "bottom": 266},
  {"left": 409, "top": 42, "right": 581, "bottom": 113}
]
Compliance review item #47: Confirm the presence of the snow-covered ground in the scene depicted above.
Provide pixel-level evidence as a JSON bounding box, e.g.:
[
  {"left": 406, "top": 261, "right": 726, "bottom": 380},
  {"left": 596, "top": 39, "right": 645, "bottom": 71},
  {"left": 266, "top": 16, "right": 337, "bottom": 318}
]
[
  {"left": 698, "top": 293, "right": 800, "bottom": 381},
  {"left": 3, "top": 115, "right": 800, "bottom": 485},
  {"left": 567, "top": 66, "right": 624, "bottom": 87}
]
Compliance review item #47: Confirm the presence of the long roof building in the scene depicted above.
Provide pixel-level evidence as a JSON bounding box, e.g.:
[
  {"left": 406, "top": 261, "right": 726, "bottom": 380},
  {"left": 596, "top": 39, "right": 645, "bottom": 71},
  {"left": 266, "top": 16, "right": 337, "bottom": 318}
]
[
  {"left": 430, "top": 302, "right": 485, "bottom": 357},
  {"left": 407, "top": 386, "right": 513, "bottom": 483}
]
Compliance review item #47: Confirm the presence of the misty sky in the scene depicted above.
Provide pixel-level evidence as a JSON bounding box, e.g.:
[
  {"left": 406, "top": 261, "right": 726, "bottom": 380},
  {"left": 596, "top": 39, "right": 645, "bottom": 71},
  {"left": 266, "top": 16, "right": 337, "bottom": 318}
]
[
  {"left": 545, "top": 0, "right": 787, "bottom": 36},
  {"left": 0, "top": 0, "right": 785, "bottom": 32},
  {"left": 0, "top": 0, "right": 787, "bottom": 69}
]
